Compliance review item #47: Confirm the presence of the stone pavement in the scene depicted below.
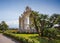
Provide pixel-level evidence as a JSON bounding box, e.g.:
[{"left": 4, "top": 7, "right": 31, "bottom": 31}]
[{"left": 0, "top": 34, "right": 20, "bottom": 43}]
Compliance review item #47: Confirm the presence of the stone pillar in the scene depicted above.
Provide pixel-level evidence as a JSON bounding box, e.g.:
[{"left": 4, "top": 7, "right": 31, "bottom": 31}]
[{"left": 24, "top": 16, "right": 30, "bottom": 32}]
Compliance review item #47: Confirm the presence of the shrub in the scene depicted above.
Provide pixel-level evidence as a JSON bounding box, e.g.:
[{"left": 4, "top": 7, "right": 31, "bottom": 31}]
[
  {"left": 43, "top": 28, "right": 58, "bottom": 39},
  {"left": 3, "top": 32, "right": 36, "bottom": 43},
  {"left": 0, "top": 30, "right": 3, "bottom": 33}
]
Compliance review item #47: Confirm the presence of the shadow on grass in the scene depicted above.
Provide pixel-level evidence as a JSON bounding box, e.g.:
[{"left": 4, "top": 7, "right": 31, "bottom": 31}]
[
  {"left": 29, "top": 36, "right": 60, "bottom": 43},
  {"left": 39, "top": 37, "right": 57, "bottom": 43}
]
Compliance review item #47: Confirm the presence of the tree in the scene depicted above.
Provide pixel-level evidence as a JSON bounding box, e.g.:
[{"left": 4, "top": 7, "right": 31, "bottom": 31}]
[
  {"left": 1, "top": 21, "right": 9, "bottom": 31},
  {"left": 50, "top": 14, "right": 60, "bottom": 24},
  {"left": 0, "top": 24, "right": 2, "bottom": 30},
  {"left": 38, "top": 14, "right": 49, "bottom": 36},
  {"left": 54, "top": 16, "right": 60, "bottom": 24},
  {"left": 30, "top": 11, "right": 41, "bottom": 36},
  {"left": 30, "top": 11, "right": 49, "bottom": 37},
  {"left": 30, "top": 11, "right": 59, "bottom": 38}
]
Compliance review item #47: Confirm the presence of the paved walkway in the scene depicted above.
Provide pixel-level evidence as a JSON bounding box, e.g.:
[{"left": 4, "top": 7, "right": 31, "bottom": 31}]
[{"left": 0, "top": 34, "right": 20, "bottom": 43}]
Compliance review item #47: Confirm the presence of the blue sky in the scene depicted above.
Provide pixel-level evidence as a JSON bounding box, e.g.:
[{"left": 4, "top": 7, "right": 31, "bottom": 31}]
[{"left": 0, "top": 0, "right": 60, "bottom": 28}]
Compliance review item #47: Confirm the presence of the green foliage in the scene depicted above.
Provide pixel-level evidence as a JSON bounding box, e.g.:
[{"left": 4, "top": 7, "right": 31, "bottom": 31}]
[
  {"left": 30, "top": 11, "right": 60, "bottom": 38},
  {"left": 30, "top": 11, "right": 49, "bottom": 36},
  {"left": 43, "top": 28, "right": 58, "bottom": 39},
  {"left": 3, "top": 32, "right": 39, "bottom": 43},
  {"left": 5, "top": 30, "right": 19, "bottom": 34},
  {"left": 3, "top": 32, "right": 60, "bottom": 43},
  {"left": 0, "top": 21, "right": 9, "bottom": 31},
  {"left": 0, "top": 30, "right": 3, "bottom": 33},
  {"left": 50, "top": 14, "right": 60, "bottom": 24}
]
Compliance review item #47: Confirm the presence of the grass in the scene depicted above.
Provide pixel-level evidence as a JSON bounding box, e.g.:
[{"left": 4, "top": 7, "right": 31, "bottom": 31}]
[
  {"left": 12, "top": 34, "right": 60, "bottom": 43},
  {"left": 14, "top": 34, "right": 39, "bottom": 43},
  {"left": 3, "top": 30, "right": 60, "bottom": 43},
  {"left": 0, "top": 30, "right": 3, "bottom": 33}
]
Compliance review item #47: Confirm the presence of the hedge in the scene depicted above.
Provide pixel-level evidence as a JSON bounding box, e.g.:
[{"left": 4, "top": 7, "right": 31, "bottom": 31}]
[{"left": 3, "top": 32, "right": 36, "bottom": 43}]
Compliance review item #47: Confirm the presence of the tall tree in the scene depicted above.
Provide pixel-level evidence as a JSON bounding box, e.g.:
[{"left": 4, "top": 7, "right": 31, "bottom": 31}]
[
  {"left": 30, "top": 11, "right": 48, "bottom": 36},
  {"left": 38, "top": 14, "right": 48, "bottom": 36},
  {"left": 0, "top": 24, "right": 2, "bottom": 30},
  {"left": 30, "top": 11, "right": 41, "bottom": 36},
  {"left": 1, "top": 21, "right": 9, "bottom": 31}
]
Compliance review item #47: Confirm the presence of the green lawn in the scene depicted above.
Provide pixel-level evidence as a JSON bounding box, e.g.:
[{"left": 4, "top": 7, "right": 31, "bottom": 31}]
[
  {"left": 12, "top": 34, "right": 60, "bottom": 43},
  {"left": 3, "top": 30, "right": 60, "bottom": 43},
  {"left": 14, "top": 34, "right": 39, "bottom": 43}
]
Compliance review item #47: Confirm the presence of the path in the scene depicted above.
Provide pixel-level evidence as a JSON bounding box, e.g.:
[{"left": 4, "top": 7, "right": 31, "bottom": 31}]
[{"left": 0, "top": 34, "right": 20, "bottom": 43}]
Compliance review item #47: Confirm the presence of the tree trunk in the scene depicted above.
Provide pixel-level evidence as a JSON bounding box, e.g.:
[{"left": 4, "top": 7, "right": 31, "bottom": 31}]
[
  {"left": 33, "top": 17, "right": 40, "bottom": 36},
  {"left": 39, "top": 20, "right": 44, "bottom": 37},
  {"left": 40, "top": 26, "right": 43, "bottom": 37}
]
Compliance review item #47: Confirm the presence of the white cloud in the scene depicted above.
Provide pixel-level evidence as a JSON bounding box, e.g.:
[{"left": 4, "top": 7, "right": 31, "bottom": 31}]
[{"left": 6, "top": 20, "right": 19, "bottom": 28}]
